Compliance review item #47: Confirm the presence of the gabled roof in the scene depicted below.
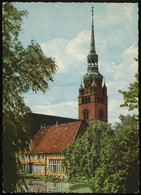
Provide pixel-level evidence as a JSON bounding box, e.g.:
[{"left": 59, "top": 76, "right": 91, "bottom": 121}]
[
  {"left": 30, "top": 113, "right": 79, "bottom": 136},
  {"left": 30, "top": 121, "right": 87, "bottom": 154}
]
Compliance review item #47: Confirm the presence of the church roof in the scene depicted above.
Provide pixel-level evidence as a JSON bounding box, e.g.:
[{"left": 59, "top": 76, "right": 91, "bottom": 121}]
[
  {"left": 30, "top": 113, "right": 79, "bottom": 136},
  {"left": 30, "top": 121, "right": 87, "bottom": 154}
]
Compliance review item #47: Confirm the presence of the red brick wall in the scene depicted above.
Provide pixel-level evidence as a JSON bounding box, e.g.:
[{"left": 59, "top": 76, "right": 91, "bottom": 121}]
[{"left": 78, "top": 79, "right": 108, "bottom": 122}]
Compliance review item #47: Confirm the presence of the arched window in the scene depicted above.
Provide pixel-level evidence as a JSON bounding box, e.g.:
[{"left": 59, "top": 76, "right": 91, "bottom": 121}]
[
  {"left": 87, "top": 96, "right": 90, "bottom": 103},
  {"left": 99, "top": 109, "right": 103, "bottom": 120},
  {"left": 83, "top": 109, "right": 89, "bottom": 120}
]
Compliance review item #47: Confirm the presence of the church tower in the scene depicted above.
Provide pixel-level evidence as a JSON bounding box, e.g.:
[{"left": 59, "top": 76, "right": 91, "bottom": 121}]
[{"left": 78, "top": 7, "right": 108, "bottom": 122}]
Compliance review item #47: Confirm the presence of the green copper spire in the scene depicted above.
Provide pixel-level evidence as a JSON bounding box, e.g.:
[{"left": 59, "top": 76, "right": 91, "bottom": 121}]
[
  {"left": 87, "top": 7, "right": 98, "bottom": 69},
  {"left": 83, "top": 7, "right": 103, "bottom": 82},
  {"left": 90, "top": 6, "right": 96, "bottom": 54}
]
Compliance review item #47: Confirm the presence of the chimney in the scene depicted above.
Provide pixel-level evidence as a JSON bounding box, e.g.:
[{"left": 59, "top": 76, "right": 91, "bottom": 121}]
[
  {"left": 40, "top": 124, "right": 43, "bottom": 128},
  {"left": 56, "top": 121, "right": 59, "bottom": 126}
]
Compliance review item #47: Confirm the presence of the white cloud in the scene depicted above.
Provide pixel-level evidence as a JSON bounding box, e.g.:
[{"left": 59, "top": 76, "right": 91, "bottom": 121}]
[
  {"left": 122, "top": 43, "right": 138, "bottom": 61},
  {"left": 97, "top": 3, "right": 136, "bottom": 28},
  {"left": 102, "top": 43, "right": 138, "bottom": 91},
  {"left": 108, "top": 98, "right": 138, "bottom": 124},
  {"left": 32, "top": 101, "right": 78, "bottom": 119},
  {"left": 67, "top": 31, "right": 90, "bottom": 61},
  {"left": 40, "top": 39, "right": 68, "bottom": 72},
  {"left": 124, "top": 4, "right": 135, "bottom": 23},
  {"left": 114, "top": 44, "right": 138, "bottom": 85},
  {"left": 40, "top": 31, "right": 90, "bottom": 73}
]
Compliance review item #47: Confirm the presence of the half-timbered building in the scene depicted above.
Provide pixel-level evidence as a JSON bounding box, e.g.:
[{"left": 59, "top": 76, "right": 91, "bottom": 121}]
[{"left": 19, "top": 121, "right": 87, "bottom": 177}]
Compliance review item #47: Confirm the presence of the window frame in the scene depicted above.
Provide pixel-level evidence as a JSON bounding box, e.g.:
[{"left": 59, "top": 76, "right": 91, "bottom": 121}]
[{"left": 48, "top": 159, "right": 65, "bottom": 173}]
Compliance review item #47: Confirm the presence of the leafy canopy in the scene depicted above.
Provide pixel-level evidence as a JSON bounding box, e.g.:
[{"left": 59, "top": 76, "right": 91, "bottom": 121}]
[
  {"left": 118, "top": 58, "right": 138, "bottom": 121},
  {"left": 2, "top": 2, "right": 57, "bottom": 192},
  {"left": 63, "top": 117, "right": 139, "bottom": 193}
]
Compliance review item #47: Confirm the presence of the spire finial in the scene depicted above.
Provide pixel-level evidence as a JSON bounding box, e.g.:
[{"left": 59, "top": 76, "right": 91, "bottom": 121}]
[
  {"left": 103, "top": 76, "right": 105, "bottom": 84},
  {"left": 103, "top": 77, "right": 107, "bottom": 90},
  {"left": 92, "top": 6, "right": 94, "bottom": 17},
  {"left": 90, "top": 6, "right": 95, "bottom": 54},
  {"left": 79, "top": 77, "right": 84, "bottom": 90}
]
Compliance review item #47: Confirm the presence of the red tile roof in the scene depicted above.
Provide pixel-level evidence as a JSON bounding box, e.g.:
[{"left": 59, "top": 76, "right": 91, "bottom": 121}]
[{"left": 30, "top": 121, "right": 87, "bottom": 154}]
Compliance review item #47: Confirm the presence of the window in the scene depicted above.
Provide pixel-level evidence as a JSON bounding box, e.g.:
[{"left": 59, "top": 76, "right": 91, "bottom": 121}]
[
  {"left": 40, "top": 165, "right": 44, "bottom": 173},
  {"left": 21, "top": 164, "right": 25, "bottom": 172},
  {"left": 37, "top": 154, "right": 44, "bottom": 160},
  {"left": 34, "top": 165, "right": 44, "bottom": 173},
  {"left": 49, "top": 159, "right": 64, "bottom": 173},
  {"left": 88, "top": 96, "right": 90, "bottom": 103},
  {"left": 34, "top": 165, "right": 37, "bottom": 173},
  {"left": 83, "top": 109, "right": 89, "bottom": 120},
  {"left": 30, "top": 154, "right": 34, "bottom": 160},
  {"left": 29, "top": 163, "right": 33, "bottom": 173},
  {"left": 25, "top": 164, "right": 27, "bottom": 172},
  {"left": 99, "top": 109, "right": 103, "bottom": 120}
]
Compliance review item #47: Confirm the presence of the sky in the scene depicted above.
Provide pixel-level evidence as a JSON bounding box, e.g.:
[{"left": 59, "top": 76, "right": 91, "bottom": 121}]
[{"left": 14, "top": 2, "right": 138, "bottom": 124}]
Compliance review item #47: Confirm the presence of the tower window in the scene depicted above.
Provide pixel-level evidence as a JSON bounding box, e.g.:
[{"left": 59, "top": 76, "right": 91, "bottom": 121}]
[
  {"left": 83, "top": 109, "right": 89, "bottom": 120},
  {"left": 99, "top": 109, "right": 103, "bottom": 120}
]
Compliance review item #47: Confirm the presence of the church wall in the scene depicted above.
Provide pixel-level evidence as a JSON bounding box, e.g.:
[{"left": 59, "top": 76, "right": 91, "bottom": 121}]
[
  {"left": 95, "top": 102, "right": 108, "bottom": 121},
  {"left": 79, "top": 102, "right": 96, "bottom": 120},
  {"left": 79, "top": 100, "right": 108, "bottom": 121}
]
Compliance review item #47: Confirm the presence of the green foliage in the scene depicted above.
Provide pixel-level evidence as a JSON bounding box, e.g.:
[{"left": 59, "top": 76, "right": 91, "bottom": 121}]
[
  {"left": 90, "top": 115, "right": 138, "bottom": 193},
  {"left": 2, "top": 2, "right": 57, "bottom": 192},
  {"left": 118, "top": 60, "right": 138, "bottom": 121},
  {"left": 118, "top": 73, "right": 138, "bottom": 111},
  {"left": 63, "top": 121, "right": 113, "bottom": 180},
  {"left": 63, "top": 117, "right": 139, "bottom": 193}
]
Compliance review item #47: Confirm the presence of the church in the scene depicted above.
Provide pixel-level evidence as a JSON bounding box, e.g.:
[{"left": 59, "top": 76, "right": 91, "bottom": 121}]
[{"left": 19, "top": 7, "right": 108, "bottom": 177}]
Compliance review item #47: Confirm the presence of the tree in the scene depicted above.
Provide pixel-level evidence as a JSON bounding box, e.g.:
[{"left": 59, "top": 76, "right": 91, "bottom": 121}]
[
  {"left": 2, "top": 2, "right": 57, "bottom": 192},
  {"left": 63, "top": 118, "right": 139, "bottom": 193},
  {"left": 118, "top": 59, "right": 138, "bottom": 122},
  {"left": 63, "top": 120, "right": 113, "bottom": 181},
  {"left": 90, "top": 115, "right": 139, "bottom": 193}
]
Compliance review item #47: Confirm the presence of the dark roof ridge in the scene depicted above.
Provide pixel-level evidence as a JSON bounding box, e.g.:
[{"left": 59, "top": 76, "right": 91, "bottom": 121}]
[
  {"left": 48, "top": 120, "right": 81, "bottom": 126},
  {"left": 31, "top": 112, "right": 78, "bottom": 120}
]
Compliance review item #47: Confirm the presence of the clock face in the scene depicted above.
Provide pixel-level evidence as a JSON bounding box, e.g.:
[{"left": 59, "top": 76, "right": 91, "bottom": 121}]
[{"left": 85, "top": 82, "right": 89, "bottom": 88}]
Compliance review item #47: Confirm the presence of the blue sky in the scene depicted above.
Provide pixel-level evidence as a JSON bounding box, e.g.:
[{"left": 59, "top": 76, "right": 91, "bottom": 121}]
[{"left": 14, "top": 2, "right": 138, "bottom": 124}]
